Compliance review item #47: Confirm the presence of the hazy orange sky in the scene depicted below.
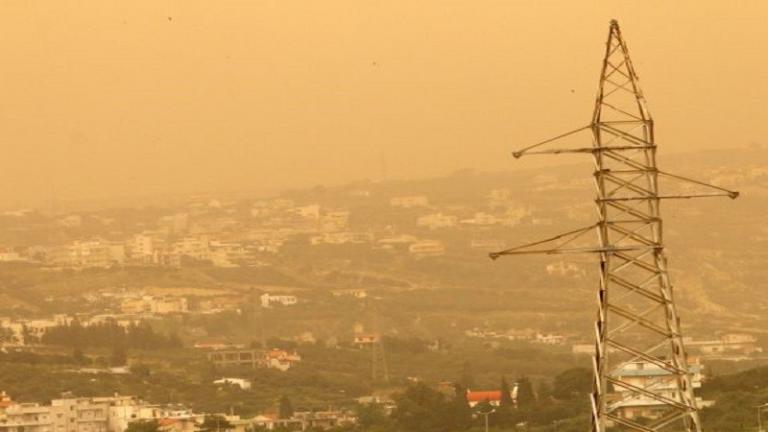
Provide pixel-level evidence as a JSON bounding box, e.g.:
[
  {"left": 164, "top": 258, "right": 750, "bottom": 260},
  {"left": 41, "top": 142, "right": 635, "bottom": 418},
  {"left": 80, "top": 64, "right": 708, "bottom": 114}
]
[{"left": 0, "top": 1, "right": 766, "bottom": 207}]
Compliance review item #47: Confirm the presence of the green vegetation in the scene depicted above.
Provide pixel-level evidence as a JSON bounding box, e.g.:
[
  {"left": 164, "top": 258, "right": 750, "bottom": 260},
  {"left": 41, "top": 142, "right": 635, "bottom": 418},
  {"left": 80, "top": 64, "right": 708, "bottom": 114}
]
[
  {"left": 40, "top": 321, "right": 182, "bottom": 351},
  {"left": 278, "top": 396, "right": 294, "bottom": 419},
  {"left": 125, "top": 420, "right": 160, "bottom": 432},
  {"left": 3, "top": 341, "right": 768, "bottom": 430},
  {"left": 698, "top": 366, "right": 768, "bottom": 432}
]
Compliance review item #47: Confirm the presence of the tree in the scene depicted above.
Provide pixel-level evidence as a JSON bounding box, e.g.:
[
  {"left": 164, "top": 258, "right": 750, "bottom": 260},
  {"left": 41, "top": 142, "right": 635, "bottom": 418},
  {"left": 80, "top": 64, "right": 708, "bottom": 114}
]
[
  {"left": 110, "top": 346, "right": 127, "bottom": 366},
  {"left": 0, "top": 327, "right": 16, "bottom": 344},
  {"left": 278, "top": 395, "right": 294, "bottom": 419},
  {"left": 500, "top": 376, "right": 514, "bottom": 407},
  {"left": 451, "top": 383, "right": 473, "bottom": 430},
  {"left": 131, "top": 363, "right": 151, "bottom": 378},
  {"left": 458, "top": 361, "right": 475, "bottom": 389},
  {"left": 40, "top": 321, "right": 181, "bottom": 351},
  {"left": 392, "top": 382, "right": 455, "bottom": 432},
  {"left": 199, "top": 415, "right": 232, "bottom": 432},
  {"left": 72, "top": 348, "right": 88, "bottom": 365},
  {"left": 552, "top": 368, "right": 592, "bottom": 400},
  {"left": 355, "top": 403, "right": 393, "bottom": 430},
  {"left": 496, "top": 376, "right": 515, "bottom": 427},
  {"left": 125, "top": 420, "right": 160, "bottom": 432},
  {"left": 21, "top": 324, "right": 35, "bottom": 345},
  {"left": 516, "top": 376, "right": 536, "bottom": 408}
]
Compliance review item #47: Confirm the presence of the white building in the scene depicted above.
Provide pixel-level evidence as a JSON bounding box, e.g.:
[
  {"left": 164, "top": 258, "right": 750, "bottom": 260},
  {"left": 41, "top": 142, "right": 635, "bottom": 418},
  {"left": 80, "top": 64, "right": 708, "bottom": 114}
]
[
  {"left": 158, "top": 213, "right": 189, "bottom": 234},
  {"left": 126, "top": 235, "right": 155, "bottom": 264},
  {"left": 0, "top": 250, "right": 24, "bottom": 262},
  {"left": 0, "top": 403, "right": 56, "bottom": 432},
  {"left": 209, "top": 241, "right": 247, "bottom": 267},
  {"left": 213, "top": 378, "right": 252, "bottom": 390},
  {"left": 120, "top": 296, "right": 188, "bottom": 315},
  {"left": 535, "top": 333, "right": 566, "bottom": 345},
  {"left": 48, "top": 240, "right": 124, "bottom": 269},
  {"left": 292, "top": 205, "right": 321, "bottom": 220},
  {"left": 572, "top": 343, "right": 595, "bottom": 355},
  {"left": 251, "top": 410, "right": 355, "bottom": 431},
  {"left": 58, "top": 215, "right": 83, "bottom": 228},
  {"left": 469, "top": 239, "right": 507, "bottom": 251},
  {"left": 260, "top": 294, "right": 298, "bottom": 308},
  {"left": 331, "top": 289, "right": 367, "bottom": 299},
  {"left": 0, "top": 315, "right": 73, "bottom": 344},
  {"left": 416, "top": 213, "right": 457, "bottom": 229},
  {"left": 389, "top": 196, "right": 429, "bottom": 208},
  {"left": 0, "top": 396, "right": 139, "bottom": 432},
  {"left": 546, "top": 261, "right": 586, "bottom": 278},
  {"left": 685, "top": 333, "right": 761, "bottom": 358},
  {"left": 0, "top": 395, "right": 203, "bottom": 432},
  {"left": 408, "top": 240, "right": 445, "bottom": 257},
  {"left": 309, "top": 232, "right": 372, "bottom": 245},
  {"left": 460, "top": 212, "right": 498, "bottom": 226},
  {"left": 376, "top": 235, "right": 418, "bottom": 250},
  {"left": 171, "top": 237, "right": 210, "bottom": 262},
  {"left": 322, "top": 211, "right": 350, "bottom": 230}
]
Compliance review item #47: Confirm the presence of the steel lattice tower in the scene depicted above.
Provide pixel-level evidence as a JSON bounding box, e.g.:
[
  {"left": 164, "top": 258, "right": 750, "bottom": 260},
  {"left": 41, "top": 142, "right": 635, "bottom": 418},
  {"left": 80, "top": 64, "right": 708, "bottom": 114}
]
[{"left": 490, "top": 20, "right": 738, "bottom": 432}]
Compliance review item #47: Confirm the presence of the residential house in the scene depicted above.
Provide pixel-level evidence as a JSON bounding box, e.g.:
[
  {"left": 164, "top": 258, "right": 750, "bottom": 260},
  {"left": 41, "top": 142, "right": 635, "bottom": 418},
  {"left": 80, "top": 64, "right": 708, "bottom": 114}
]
[
  {"left": 416, "top": 213, "right": 457, "bottom": 230},
  {"left": 353, "top": 334, "right": 379, "bottom": 347},
  {"left": 264, "top": 349, "right": 301, "bottom": 372},
  {"left": 685, "top": 333, "right": 761, "bottom": 358},
  {"left": 260, "top": 294, "right": 297, "bottom": 308},
  {"left": 213, "top": 378, "right": 252, "bottom": 391},
  {"left": 389, "top": 196, "right": 429, "bottom": 208},
  {"left": 207, "top": 349, "right": 261, "bottom": 369},
  {"left": 466, "top": 387, "right": 517, "bottom": 408},
  {"left": 408, "top": 240, "right": 445, "bottom": 257}
]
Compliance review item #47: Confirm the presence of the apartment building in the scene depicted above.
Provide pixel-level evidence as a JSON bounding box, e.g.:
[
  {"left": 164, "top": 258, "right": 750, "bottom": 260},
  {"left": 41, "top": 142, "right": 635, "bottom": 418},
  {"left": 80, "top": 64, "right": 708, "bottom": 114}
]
[
  {"left": 609, "top": 360, "right": 706, "bottom": 421},
  {"left": 0, "top": 396, "right": 134, "bottom": 432},
  {"left": 0, "top": 396, "right": 203, "bottom": 432},
  {"left": 47, "top": 240, "right": 124, "bottom": 269}
]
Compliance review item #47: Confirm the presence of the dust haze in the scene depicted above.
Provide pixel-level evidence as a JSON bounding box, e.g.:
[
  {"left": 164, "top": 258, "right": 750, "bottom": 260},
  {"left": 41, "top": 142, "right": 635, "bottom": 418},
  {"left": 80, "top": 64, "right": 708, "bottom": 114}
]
[
  {"left": 0, "top": 2, "right": 767, "bottom": 432},
  {"left": 0, "top": 1, "right": 766, "bottom": 207}
]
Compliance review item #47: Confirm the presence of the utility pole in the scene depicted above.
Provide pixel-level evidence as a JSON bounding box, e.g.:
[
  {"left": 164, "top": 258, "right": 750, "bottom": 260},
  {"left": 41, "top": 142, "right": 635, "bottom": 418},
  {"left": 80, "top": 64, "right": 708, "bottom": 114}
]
[
  {"left": 365, "top": 298, "right": 389, "bottom": 384},
  {"left": 490, "top": 20, "right": 738, "bottom": 432},
  {"left": 757, "top": 403, "right": 768, "bottom": 432},
  {"left": 477, "top": 407, "right": 495, "bottom": 432}
]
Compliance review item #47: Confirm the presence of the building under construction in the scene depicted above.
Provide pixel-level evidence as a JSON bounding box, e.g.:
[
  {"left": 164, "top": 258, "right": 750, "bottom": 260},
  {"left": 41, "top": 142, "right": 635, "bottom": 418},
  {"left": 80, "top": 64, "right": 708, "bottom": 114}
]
[{"left": 491, "top": 20, "right": 738, "bottom": 432}]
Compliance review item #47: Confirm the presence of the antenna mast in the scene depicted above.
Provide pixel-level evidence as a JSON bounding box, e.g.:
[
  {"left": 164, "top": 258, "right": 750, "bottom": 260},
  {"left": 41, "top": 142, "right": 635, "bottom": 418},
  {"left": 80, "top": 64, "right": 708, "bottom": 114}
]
[{"left": 491, "top": 20, "right": 738, "bottom": 432}]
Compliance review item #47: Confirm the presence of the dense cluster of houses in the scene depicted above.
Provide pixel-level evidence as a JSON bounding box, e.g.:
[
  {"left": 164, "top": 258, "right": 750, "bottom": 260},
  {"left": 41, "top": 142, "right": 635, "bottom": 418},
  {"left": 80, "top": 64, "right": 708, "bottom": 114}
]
[
  {"left": 0, "top": 286, "right": 307, "bottom": 348},
  {"left": 464, "top": 327, "right": 570, "bottom": 346},
  {"left": 205, "top": 348, "right": 302, "bottom": 372},
  {"left": 571, "top": 333, "right": 761, "bottom": 361},
  {"left": 0, "top": 393, "right": 356, "bottom": 432},
  {"left": 0, "top": 187, "right": 538, "bottom": 269},
  {"left": 0, "top": 353, "right": 725, "bottom": 432},
  {"left": 0, "top": 314, "right": 141, "bottom": 347}
]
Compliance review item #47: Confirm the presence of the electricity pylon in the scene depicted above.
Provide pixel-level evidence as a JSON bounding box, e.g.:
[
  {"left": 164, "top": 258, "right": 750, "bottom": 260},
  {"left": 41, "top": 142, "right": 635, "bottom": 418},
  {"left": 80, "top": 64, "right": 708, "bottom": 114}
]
[
  {"left": 371, "top": 305, "right": 390, "bottom": 384},
  {"left": 363, "top": 297, "right": 390, "bottom": 384},
  {"left": 490, "top": 20, "right": 738, "bottom": 432}
]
